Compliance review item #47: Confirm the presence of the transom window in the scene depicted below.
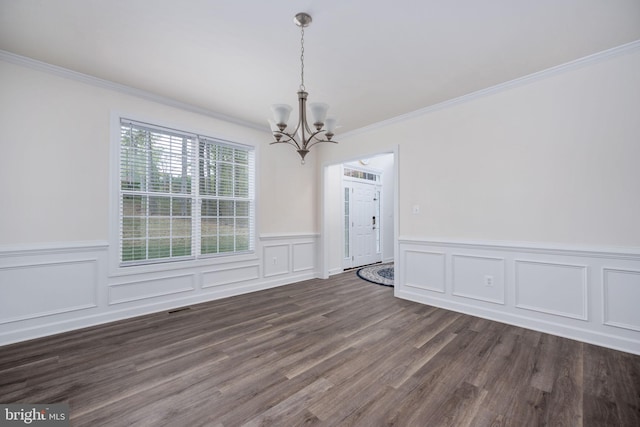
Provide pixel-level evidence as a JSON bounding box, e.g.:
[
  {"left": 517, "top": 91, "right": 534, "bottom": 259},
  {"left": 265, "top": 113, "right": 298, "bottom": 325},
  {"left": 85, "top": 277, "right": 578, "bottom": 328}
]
[{"left": 119, "top": 119, "right": 255, "bottom": 266}]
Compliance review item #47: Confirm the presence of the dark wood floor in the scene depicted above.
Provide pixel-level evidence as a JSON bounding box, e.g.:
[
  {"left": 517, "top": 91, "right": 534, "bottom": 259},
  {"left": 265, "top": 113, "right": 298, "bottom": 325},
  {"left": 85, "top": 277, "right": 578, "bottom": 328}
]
[{"left": 1, "top": 272, "right": 639, "bottom": 426}]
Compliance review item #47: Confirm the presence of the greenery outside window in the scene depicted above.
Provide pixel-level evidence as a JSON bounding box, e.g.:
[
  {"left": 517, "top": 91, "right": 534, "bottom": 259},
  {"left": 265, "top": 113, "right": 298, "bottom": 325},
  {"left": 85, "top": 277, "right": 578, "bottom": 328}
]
[{"left": 119, "top": 119, "right": 255, "bottom": 266}]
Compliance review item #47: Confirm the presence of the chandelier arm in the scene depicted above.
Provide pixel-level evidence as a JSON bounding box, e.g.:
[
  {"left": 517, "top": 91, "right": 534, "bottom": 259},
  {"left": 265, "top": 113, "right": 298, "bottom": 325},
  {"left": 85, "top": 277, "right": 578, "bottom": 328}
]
[
  {"left": 306, "top": 129, "right": 331, "bottom": 144},
  {"left": 305, "top": 139, "right": 335, "bottom": 150},
  {"left": 305, "top": 132, "right": 339, "bottom": 150},
  {"left": 271, "top": 131, "right": 302, "bottom": 150},
  {"left": 270, "top": 140, "right": 300, "bottom": 149}
]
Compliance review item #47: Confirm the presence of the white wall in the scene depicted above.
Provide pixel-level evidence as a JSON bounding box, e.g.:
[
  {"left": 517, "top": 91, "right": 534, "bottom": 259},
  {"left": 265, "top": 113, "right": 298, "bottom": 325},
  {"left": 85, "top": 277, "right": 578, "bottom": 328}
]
[
  {"left": 317, "top": 43, "right": 640, "bottom": 354},
  {"left": 320, "top": 46, "right": 640, "bottom": 247},
  {"left": 0, "top": 58, "right": 319, "bottom": 245},
  {"left": 0, "top": 54, "right": 321, "bottom": 345}
]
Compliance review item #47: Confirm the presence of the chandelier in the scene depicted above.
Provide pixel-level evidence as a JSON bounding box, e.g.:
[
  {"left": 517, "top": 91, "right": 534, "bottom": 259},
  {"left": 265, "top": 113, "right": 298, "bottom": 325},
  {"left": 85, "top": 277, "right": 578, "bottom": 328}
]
[{"left": 268, "top": 12, "right": 338, "bottom": 164}]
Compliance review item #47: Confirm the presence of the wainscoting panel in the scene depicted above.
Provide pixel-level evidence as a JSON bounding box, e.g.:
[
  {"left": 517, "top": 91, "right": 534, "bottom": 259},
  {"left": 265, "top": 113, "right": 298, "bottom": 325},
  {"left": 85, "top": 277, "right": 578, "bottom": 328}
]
[
  {"left": 515, "top": 260, "right": 587, "bottom": 320},
  {"left": 603, "top": 268, "right": 640, "bottom": 332},
  {"left": 202, "top": 264, "right": 260, "bottom": 289},
  {"left": 293, "top": 242, "right": 315, "bottom": 273},
  {"left": 397, "top": 238, "right": 640, "bottom": 355},
  {"left": 452, "top": 254, "right": 505, "bottom": 304},
  {"left": 403, "top": 250, "right": 445, "bottom": 293},
  {"left": 108, "top": 273, "right": 196, "bottom": 305},
  {"left": 0, "top": 234, "right": 320, "bottom": 346},
  {"left": 0, "top": 258, "right": 98, "bottom": 324},
  {"left": 263, "top": 244, "right": 290, "bottom": 278}
]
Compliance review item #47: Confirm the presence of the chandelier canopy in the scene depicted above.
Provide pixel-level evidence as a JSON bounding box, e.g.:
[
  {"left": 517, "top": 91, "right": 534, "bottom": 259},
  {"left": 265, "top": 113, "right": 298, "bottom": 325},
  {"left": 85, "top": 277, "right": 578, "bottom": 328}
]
[{"left": 268, "top": 12, "right": 338, "bottom": 164}]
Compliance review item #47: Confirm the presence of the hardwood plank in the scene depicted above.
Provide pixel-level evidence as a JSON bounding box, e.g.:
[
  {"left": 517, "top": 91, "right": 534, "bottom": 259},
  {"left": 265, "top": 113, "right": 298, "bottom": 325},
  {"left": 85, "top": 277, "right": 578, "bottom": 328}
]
[{"left": 0, "top": 272, "right": 639, "bottom": 426}]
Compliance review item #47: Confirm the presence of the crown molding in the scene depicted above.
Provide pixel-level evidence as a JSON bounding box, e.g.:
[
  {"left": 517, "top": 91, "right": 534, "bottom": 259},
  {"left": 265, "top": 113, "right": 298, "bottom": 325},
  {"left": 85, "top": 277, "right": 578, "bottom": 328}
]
[
  {"left": 341, "top": 39, "right": 640, "bottom": 139},
  {"left": 0, "top": 49, "right": 268, "bottom": 132}
]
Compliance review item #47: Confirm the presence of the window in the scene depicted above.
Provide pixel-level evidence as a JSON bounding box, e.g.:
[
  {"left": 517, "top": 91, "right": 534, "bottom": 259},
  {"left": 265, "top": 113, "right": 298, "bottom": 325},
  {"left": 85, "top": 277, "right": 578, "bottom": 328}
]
[
  {"left": 119, "top": 119, "right": 255, "bottom": 266},
  {"left": 343, "top": 167, "right": 379, "bottom": 182}
]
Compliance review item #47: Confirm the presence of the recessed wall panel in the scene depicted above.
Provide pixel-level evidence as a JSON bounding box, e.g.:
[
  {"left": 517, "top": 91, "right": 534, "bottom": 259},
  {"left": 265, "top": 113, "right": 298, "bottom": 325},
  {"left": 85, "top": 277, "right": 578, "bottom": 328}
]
[
  {"left": 293, "top": 242, "right": 315, "bottom": 272},
  {"left": 515, "top": 260, "right": 587, "bottom": 320},
  {"left": 452, "top": 254, "right": 505, "bottom": 304},
  {"left": 0, "top": 259, "right": 98, "bottom": 323},
  {"left": 403, "top": 250, "right": 445, "bottom": 292},
  {"left": 603, "top": 268, "right": 640, "bottom": 331},
  {"left": 109, "top": 274, "right": 195, "bottom": 305},
  {"left": 263, "top": 245, "right": 290, "bottom": 277},
  {"left": 202, "top": 265, "right": 260, "bottom": 288}
]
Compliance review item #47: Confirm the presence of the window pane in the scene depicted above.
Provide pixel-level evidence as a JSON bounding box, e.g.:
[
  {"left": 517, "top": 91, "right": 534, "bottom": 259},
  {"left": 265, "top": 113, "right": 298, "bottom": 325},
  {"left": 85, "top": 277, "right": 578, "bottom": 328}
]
[
  {"left": 201, "top": 217, "right": 217, "bottom": 236},
  {"left": 122, "top": 239, "right": 146, "bottom": 262},
  {"left": 172, "top": 218, "right": 191, "bottom": 237},
  {"left": 123, "top": 195, "right": 146, "bottom": 216},
  {"left": 219, "top": 235, "right": 234, "bottom": 253},
  {"left": 172, "top": 197, "right": 191, "bottom": 216},
  {"left": 234, "top": 165, "right": 249, "bottom": 197},
  {"left": 149, "top": 196, "right": 171, "bottom": 216},
  {"left": 172, "top": 237, "right": 191, "bottom": 257},
  {"left": 219, "top": 146, "right": 233, "bottom": 162},
  {"left": 201, "top": 200, "right": 218, "bottom": 217},
  {"left": 199, "top": 143, "right": 217, "bottom": 196},
  {"left": 218, "top": 200, "right": 234, "bottom": 216},
  {"left": 236, "top": 201, "right": 249, "bottom": 217},
  {"left": 122, "top": 217, "right": 146, "bottom": 239},
  {"left": 219, "top": 218, "right": 234, "bottom": 233},
  {"left": 236, "top": 235, "right": 249, "bottom": 251},
  {"left": 234, "top": 149, "right": 248, "bottom": 165},
  {"left": 218, "top": 163, "right": 233, "bottom": 196},
  {"left": 201, "top": 236, "right": 218, "bottom": 254},
  {"left": 148, "top": 238, "right": 171, "bottom": 259},
  {"left": 149, "top": 218, "right": 170, "bottom": 237}
]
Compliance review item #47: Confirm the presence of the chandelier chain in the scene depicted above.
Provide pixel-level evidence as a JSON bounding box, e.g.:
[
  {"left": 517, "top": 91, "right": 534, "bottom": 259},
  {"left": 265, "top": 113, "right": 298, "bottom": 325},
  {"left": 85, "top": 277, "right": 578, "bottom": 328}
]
[{"left": 299, "top": 26, "right": 305, "bottom": 91}]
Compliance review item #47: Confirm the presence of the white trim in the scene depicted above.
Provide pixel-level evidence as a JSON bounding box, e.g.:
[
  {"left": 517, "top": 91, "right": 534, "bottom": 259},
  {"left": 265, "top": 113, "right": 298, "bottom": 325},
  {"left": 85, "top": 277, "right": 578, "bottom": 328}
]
[
  {"left": 0, "top": 241, "right": 109, "bottom": 256},
  {"left": 399, "top": 237, "right": 640, "bottom": 260},
  {"left": 259, "top": 233, "right": 319, "bottom": 241},
  {"left": 0, "top": 50, "right": 266, "bottom": 132},
  {"left": 340, "top": 40, "right": 640, "bottom": 139}
]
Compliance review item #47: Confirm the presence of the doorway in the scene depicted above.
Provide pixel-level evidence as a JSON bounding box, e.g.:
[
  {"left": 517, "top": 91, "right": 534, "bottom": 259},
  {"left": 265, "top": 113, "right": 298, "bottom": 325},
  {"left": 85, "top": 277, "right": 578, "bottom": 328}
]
[
  {"left": 321, "top": 149, "right": 397, "bottom": 279},
  {"left": 343, "top": 174, "right": 382, "bottom": 270}
]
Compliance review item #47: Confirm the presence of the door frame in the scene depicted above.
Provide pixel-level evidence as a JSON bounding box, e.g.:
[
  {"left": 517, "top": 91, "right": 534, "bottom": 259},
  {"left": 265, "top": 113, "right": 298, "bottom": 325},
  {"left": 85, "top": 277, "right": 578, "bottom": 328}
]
[{"left": 320, "top": 145, "right": 399, "bottom": 281}]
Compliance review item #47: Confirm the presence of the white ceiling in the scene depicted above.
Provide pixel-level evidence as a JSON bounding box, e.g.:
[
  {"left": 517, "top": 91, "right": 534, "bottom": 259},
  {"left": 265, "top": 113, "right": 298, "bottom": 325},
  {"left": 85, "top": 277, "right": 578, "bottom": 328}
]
[{"left": 1, "top": 0, "right": 639, "bottom": 134}]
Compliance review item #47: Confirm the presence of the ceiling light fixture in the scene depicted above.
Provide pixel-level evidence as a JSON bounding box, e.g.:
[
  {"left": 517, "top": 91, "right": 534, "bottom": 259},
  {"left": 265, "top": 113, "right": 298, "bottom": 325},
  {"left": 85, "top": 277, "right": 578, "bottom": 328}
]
[{"left": 268, "top": 12, "right": 338, "bottom": 164}]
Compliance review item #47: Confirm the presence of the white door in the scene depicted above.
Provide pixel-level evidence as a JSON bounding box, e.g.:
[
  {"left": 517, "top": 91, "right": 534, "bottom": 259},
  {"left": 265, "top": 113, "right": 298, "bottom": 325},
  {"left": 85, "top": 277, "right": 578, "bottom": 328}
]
[{"left": 344, "top": 181, "right": 381, "bottom": 268}]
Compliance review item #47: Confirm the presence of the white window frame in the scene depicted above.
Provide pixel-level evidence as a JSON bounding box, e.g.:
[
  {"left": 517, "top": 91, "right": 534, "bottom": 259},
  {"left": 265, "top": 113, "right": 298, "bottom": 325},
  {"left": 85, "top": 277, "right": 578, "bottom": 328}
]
[{"left": 109, "top": 113, "right": 258, "bottom": 275}]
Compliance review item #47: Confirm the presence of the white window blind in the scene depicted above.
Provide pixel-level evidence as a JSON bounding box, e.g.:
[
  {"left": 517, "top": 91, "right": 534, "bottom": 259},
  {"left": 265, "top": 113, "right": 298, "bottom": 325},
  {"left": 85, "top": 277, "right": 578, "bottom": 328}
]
[{"left": 119, "top": 119, "right": 255, "bottom": 266}]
